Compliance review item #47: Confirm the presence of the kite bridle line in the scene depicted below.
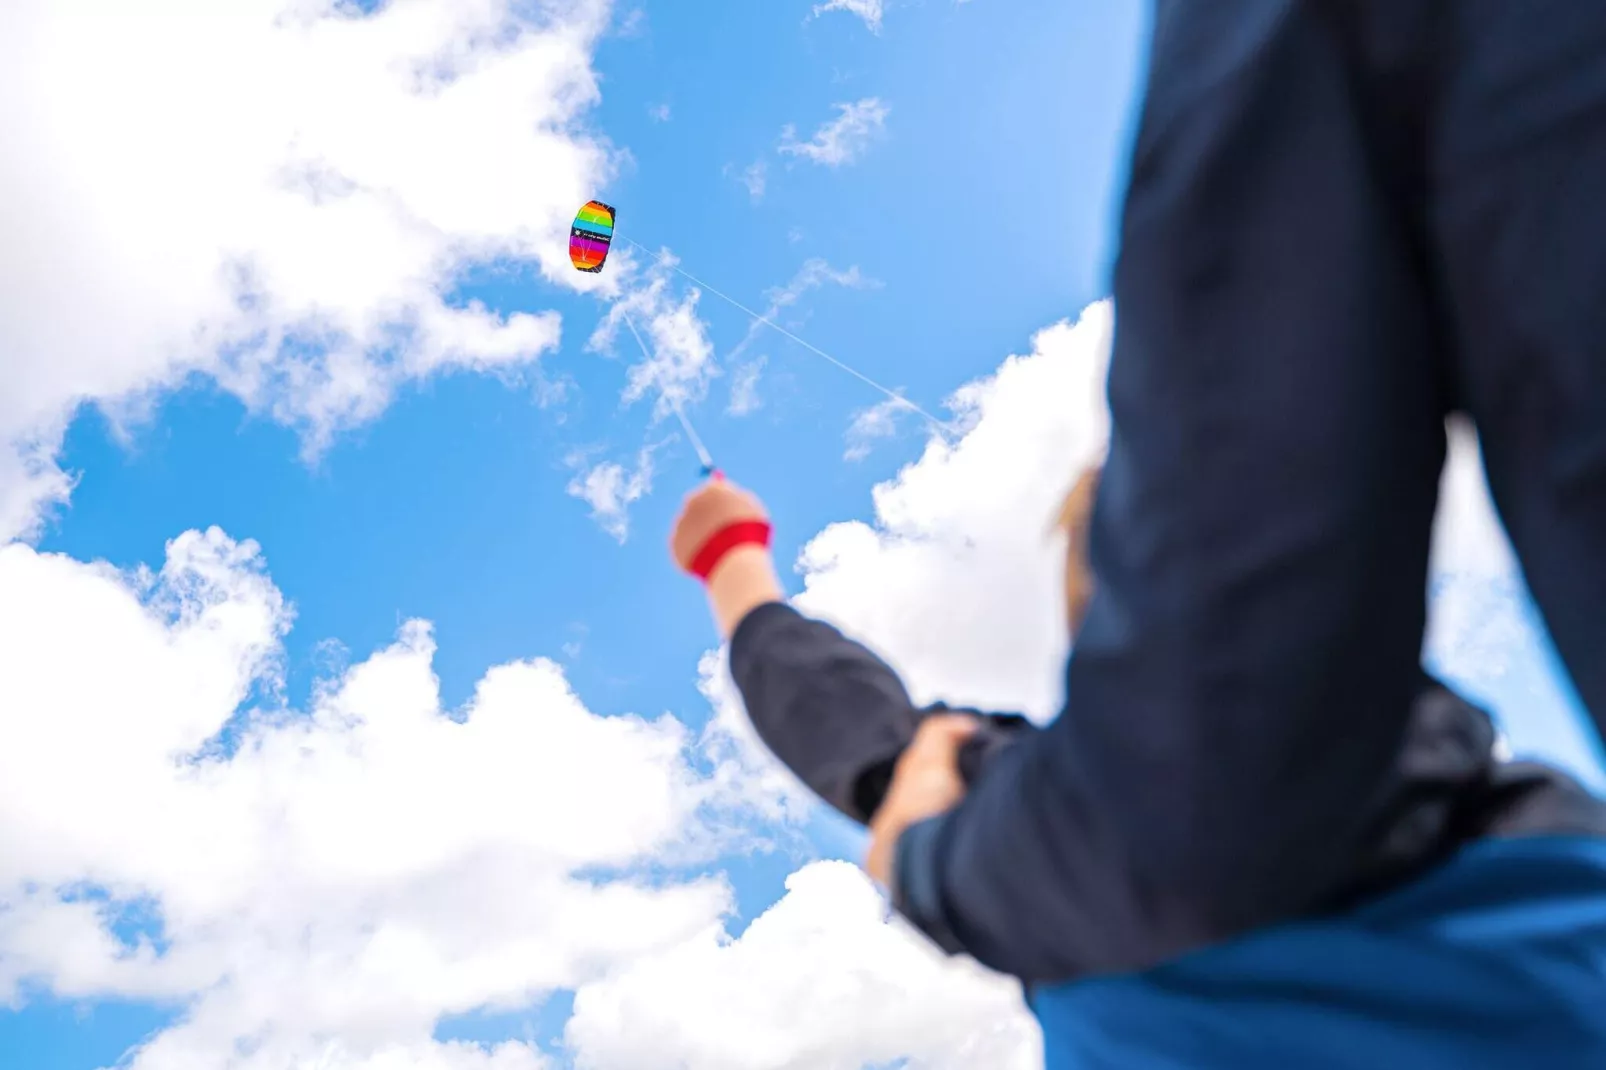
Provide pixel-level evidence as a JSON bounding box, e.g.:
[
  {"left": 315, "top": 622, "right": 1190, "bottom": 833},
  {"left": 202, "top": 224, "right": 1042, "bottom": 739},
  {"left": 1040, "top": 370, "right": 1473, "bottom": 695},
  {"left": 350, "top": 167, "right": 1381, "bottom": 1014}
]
[
  {"left": 619, "top": 309, "right": 719, "bottom": 477},
  {"left": 619, "top": 236, "right": 962, "bottom": 445}
]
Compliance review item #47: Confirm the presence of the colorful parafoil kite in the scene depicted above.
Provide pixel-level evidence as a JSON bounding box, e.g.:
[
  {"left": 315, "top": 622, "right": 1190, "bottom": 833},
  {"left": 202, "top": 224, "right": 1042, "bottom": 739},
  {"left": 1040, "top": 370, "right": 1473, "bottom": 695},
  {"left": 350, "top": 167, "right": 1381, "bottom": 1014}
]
[{"left": 569, "top": 200, "right": 616, "bottom": 273}]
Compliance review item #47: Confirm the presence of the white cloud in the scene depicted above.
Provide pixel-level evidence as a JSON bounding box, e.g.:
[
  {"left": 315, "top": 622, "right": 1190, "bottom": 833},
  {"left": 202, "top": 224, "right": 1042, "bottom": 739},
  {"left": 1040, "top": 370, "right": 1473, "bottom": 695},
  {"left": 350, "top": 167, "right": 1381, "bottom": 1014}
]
[
  {"left": 131, "top": 1036, "right": 556, "bottom": 1070},
  {"left": 566, "top": 448, "right": 656, "bottom": 542},
  {"left": 727, "top": 358, "right": 767, "bottom": 417},
  {"left": 0, "top": 528, "right": 776, "bottom": 1068},
  {"left": 565, "top": 862, "right": 1040, "bottom": 1070},
  {"left": 694, "top": 650, "right": 818, "bottom": 831},
  {"left": 731, "top": 159, "right": 769, "bottom": 201},
  {"left": 561, "top": 624, "right": 589, "bottom": 662},
  {"left": 575, "top": 249, "right": 726, "bottom": 538},
  {"left": 589, "top": 251, "right": 719, "bottom": 417},
  {"left": 726, "top": 258, "right": 879, "bottom": 370},
  {"left": 615, "top": 7, "right": 648, "bottom": 37},
  {"left": 647, "top": 102, "right": 672, "bottom": 122},
  {"left": 843, "top": 397, "right": 912, "bottom": 461},
  {"left": 1422, "top": 419, "right": 1603, "bottom": 782},
  {"left": 1422, "top": 419, "right": 1520, "bottom": 678},
  {"left": 810, "top": 0, "right": 885, "bottom": 34},
  {"left": 1427, "top": 416, "right": 1518, "bottom": 579},
  {"left": 778, "top": 99, "right": 890, "bottom": 168},
  {"left": 0, "top": 0, "right": 617, "bottom": 541},
  {"left": 793, "top": 303, "right": 1113, "bottom": 718}
]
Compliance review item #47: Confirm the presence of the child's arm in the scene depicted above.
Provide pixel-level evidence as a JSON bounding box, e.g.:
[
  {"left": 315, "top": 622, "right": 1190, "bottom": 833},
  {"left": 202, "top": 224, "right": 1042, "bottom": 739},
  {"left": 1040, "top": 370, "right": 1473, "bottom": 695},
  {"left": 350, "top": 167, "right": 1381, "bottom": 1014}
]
[
  {"left": 700, "top": 543, "right": 785, "bottom": 639},
  {"left": 672, "top": 478, "right": 1029, "bottom": 825},
  {"left": 727, "top": 599, "right": 923, "bottom": 823}
]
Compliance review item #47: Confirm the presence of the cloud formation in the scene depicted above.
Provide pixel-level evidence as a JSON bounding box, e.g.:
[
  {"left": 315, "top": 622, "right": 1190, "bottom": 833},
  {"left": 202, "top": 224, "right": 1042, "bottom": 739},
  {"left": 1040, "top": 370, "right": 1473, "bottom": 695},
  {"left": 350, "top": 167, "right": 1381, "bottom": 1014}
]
[
  {"left": 589, "top": 251, "right": 719, "bottom": 417},
  {"left": 728, "top": 259, "right": 879, "bottom": 363},
  {"left": 730, "top": 159, "right": 769, "bottom": 200},
  {"left": 795, "top": 304, "right": 1113, "bottom": 718},
  {"left": 0, "top": 527, "right": 770, "bottom": 1068},
  {"left": 565, "top": 862, "right": 1039, "bottom": 1070},
  {"left": 810, "top": 0, "right": 886, "bottom": 34},
  {"left": 0, "top": 0, "right": 616, "bottom": 541},
  {"left": 843, "top": 398, "right": 912, "bottom": 461},
  {"left": 566, "top": 447, "right": 657, "bottom": 543},
  {"left": 727, "top": 358, "right": 767, "bottom": 417},
  {"left": 779, "top": 99, "right": 891, "bottom": 167}
]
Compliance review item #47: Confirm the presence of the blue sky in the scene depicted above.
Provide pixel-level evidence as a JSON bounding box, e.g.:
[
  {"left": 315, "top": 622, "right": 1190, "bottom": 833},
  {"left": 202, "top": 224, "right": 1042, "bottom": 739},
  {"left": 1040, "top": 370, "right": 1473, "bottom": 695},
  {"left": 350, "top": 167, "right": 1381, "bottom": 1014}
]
[
  {"left": 37, "top": 0, "right": 1148, "bottom": 723},
  {"left": 1, "top": 2, "right": 1600, "bottom": 1069}
]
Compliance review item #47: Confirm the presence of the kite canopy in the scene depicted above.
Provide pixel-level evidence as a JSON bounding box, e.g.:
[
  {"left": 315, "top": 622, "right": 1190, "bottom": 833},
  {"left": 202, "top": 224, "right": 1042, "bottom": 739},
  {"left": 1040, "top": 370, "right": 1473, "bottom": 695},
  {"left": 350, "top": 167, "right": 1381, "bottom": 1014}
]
[{"left": 569, "top": 200, "right": 615, "bottom": 273}]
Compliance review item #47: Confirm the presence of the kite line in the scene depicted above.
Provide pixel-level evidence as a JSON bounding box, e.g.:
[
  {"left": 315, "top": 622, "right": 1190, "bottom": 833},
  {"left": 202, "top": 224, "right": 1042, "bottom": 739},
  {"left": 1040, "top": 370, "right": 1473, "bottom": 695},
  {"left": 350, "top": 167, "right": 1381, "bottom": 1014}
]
[
  {"left": 620, "top": 309, "right": 718, "bottom": 476},
  {"left": 620, "top": 236, "right": 957, "bottom": 438},
  {"left": 568, "top": 198, "right": 960, "bottom": 478}
]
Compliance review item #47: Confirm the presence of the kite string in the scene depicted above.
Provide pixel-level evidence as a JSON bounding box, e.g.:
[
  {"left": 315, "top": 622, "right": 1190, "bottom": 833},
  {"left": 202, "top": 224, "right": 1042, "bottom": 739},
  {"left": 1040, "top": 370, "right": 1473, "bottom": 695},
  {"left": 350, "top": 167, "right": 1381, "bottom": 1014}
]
[
  {"left": 619, "top": 309, "right": 717, "bottom": 473},
  {"left": 620, "top": 236, "right": 956, "bottom": 437}
]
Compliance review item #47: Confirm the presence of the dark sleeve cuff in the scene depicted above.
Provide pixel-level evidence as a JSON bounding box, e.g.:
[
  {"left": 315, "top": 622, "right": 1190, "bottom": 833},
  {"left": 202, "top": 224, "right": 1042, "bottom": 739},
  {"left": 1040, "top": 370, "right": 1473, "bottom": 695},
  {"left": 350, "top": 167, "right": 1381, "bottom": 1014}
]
[{"left": 890, "top": 813, "right": 967, "bottom": 956}]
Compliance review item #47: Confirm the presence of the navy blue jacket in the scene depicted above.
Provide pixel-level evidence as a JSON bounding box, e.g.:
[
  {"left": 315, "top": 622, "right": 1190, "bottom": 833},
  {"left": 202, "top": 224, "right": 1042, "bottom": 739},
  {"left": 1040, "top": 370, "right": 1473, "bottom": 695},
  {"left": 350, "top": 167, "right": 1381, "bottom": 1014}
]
[{"left": 731, "top": 0, "right": 1606, "bottom": 994}]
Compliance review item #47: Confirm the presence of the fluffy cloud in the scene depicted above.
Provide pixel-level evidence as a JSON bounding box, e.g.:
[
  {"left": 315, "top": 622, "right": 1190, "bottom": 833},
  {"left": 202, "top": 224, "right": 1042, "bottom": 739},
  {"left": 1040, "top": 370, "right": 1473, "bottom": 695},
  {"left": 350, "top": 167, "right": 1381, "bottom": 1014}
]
[
  {"left": 566, "top": 447, "right": 657, "bottom": 543},
  {"left": 1423, "top": 419, "right": 1604, "bottom": 782},
  {"left": 0, "top": 529, "right": 765, "bottom": 1067},
  {"left": 843, "top": 398, "right": 910, "bottom": 461},
  {"left": 572, "top": 251, "right": 720, "bottom": 537},
  {"left": 727, "top": 357, "right": 767, "bottom": 417},
  {"left": 565, "top": 862, "right": 1039, "bottom": 1070},
  {"left": 0, "top": 0, "right": 616, "bottom": 541},
  {"left": 794, "top": 303, "right": 1113, "bottom": 720},
  {"left": 810, "top": 0, "right": 885, "bottom": 35},
  {"left": 729, "top": 159, "right": 769, "bottom": 201},
  {"left": 588, "top": 250, "right": 718, "bottom": 415},
  {"left": 779, "top": 99, "right": 890, "bottom": 168}
]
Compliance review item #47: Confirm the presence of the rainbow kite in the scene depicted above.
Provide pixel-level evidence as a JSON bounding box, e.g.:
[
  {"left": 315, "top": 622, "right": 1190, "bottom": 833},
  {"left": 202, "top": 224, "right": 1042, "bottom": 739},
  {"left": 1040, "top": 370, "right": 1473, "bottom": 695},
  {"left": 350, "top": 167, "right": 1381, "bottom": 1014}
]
[{"left": 569, "top": 200, "right": 616, "bottom": 273}]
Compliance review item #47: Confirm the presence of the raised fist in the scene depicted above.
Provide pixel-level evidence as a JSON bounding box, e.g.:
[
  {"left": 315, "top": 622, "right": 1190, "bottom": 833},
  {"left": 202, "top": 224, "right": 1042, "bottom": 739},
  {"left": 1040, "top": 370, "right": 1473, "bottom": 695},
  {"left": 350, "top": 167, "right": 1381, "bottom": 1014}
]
[{"left": 669, "top": 477, "right": 770, "bottom": 575}]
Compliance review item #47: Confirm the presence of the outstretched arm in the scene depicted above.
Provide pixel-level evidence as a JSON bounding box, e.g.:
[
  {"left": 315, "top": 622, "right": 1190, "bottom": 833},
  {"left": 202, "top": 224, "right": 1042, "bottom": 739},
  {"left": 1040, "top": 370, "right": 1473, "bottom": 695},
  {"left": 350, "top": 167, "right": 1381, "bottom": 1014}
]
[
  {"left": 728, "top": 600, "right": 922, "bottom": 824},
  {"left": 674, "top": 480, "right": 1033, "bottom": 825}
]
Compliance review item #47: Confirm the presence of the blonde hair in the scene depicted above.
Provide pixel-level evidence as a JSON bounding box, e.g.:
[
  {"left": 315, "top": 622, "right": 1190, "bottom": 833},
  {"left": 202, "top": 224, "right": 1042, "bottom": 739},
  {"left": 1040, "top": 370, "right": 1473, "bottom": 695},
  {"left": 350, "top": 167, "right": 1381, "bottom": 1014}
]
[{"left": 1052, "top": 465, "right": 1100, "bottom": 635}]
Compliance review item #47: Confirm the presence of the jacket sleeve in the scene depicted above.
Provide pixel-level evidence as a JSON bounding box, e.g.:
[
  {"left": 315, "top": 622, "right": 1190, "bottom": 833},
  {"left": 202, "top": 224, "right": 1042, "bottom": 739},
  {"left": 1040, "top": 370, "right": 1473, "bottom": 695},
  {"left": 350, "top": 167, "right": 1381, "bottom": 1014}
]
[
  {"left": 728, "top": 602, "right": 1036, "bottom": 825},
  {"left": 891, "top": 7, "right": 1451, "bottom": 981}
]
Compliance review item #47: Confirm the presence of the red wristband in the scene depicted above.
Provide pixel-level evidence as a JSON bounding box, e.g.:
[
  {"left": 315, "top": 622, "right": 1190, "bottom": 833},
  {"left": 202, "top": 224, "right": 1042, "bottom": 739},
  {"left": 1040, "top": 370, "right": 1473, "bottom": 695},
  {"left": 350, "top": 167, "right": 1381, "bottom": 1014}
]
[{"left": 689, "top": 519, "right": 772, "bottom": 581}]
